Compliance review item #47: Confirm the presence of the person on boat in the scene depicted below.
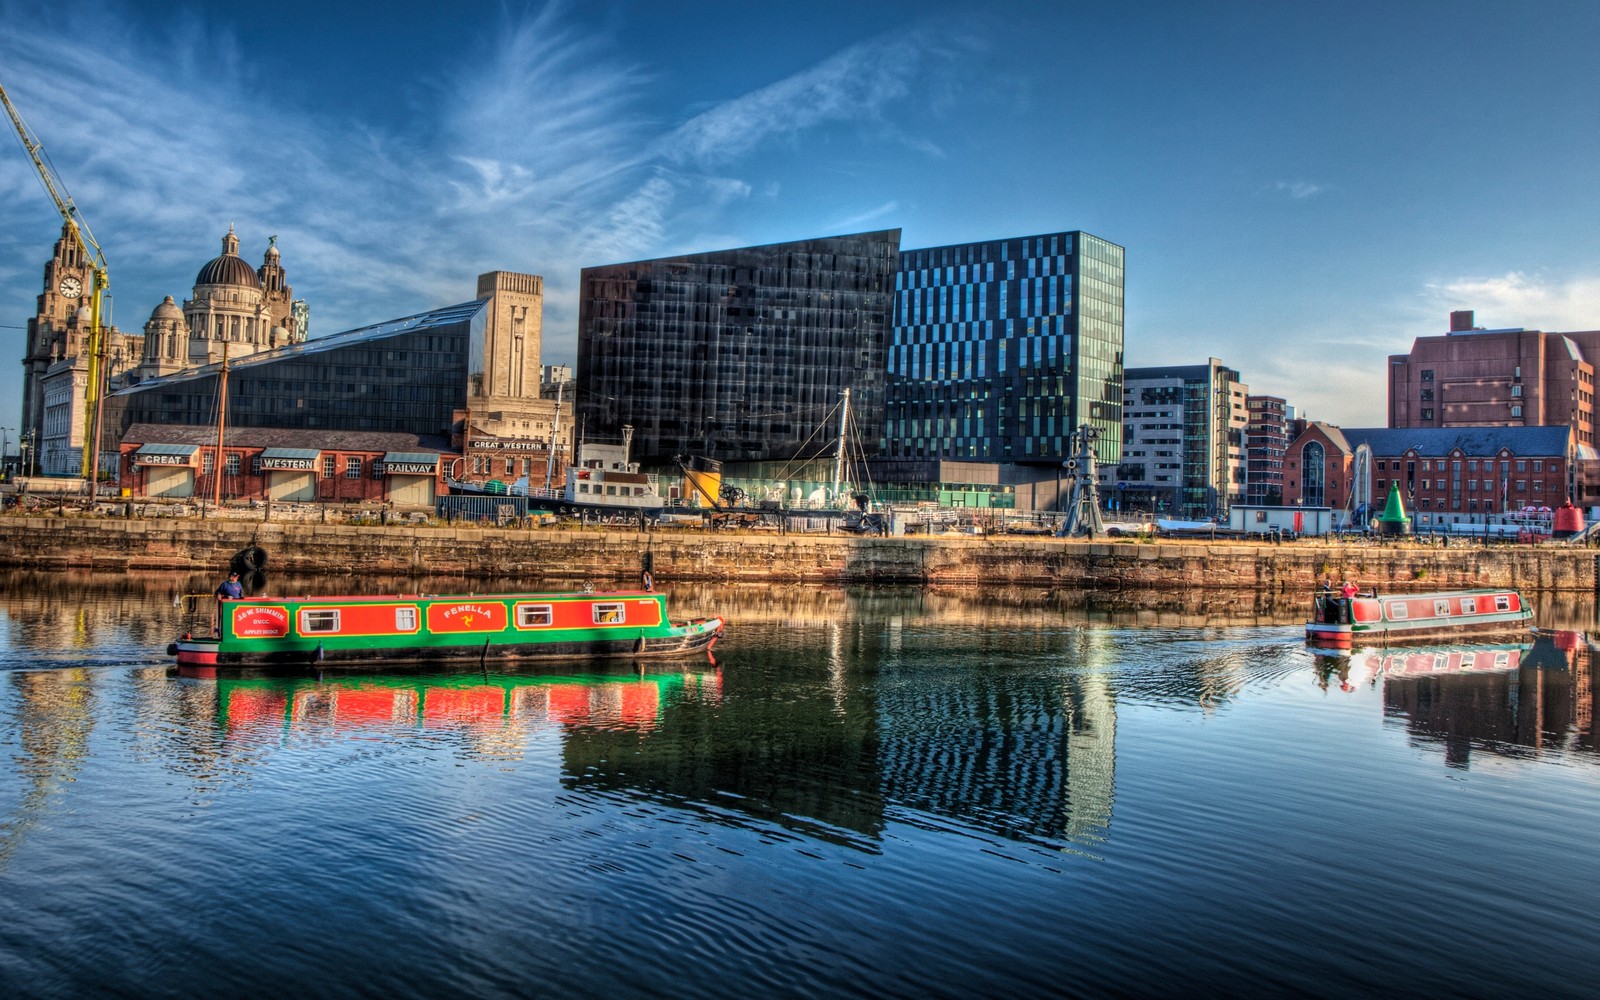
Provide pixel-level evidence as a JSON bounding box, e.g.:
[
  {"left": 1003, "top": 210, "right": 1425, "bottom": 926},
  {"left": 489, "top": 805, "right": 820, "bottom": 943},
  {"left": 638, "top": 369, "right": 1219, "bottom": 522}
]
[
  {"left": 213, "top": 570, "right": 243, "bottom": 637},
  {"left": 216, "top": 570, "right": 243, "bottom": 601},
  {"left": 1339, "top": 580, "right": 1359, "bottom": 600}
]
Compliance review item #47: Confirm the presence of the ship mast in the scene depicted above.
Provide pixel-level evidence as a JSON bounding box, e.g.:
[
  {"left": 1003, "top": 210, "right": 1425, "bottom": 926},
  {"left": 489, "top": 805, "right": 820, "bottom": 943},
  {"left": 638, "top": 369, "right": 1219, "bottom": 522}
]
[
  {"left": 832, "top": 387, "right": 851, "bottom": 503},
  {"left": 212, "top": 343, "right": 229, "bottom": 508},
  {"left": 544, "top": 381, "right": 563, "bottom": 488}
]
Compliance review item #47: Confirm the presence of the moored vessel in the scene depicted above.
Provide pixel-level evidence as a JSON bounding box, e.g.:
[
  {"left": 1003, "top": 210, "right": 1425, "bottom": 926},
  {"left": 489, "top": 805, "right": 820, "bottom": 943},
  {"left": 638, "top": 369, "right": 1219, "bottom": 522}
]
[
  {"left": 171, "top": 588, "right": 724, "bottom": 672},
  {"left": 1305, "top": 587, "right": 1532, "bottom": 648}
]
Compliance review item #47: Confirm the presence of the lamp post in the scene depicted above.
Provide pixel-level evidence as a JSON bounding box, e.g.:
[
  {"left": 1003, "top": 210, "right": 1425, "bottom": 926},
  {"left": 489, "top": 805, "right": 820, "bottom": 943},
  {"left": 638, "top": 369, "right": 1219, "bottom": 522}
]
[{"left": 0, "top": 426, "right": 10, "bottom": 479}]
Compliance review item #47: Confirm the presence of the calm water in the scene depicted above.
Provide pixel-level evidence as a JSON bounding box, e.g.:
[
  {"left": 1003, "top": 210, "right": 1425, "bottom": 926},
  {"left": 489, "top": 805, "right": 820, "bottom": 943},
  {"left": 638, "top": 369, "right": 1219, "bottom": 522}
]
[{"left": 1, "top": 571, "right": 1597, "bottom": 999}]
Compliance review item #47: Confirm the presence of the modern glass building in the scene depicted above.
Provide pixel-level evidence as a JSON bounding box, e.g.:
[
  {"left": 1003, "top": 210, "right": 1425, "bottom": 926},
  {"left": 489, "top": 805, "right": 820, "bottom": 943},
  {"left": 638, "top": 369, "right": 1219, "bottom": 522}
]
[
  {"left": 885, "top": 231, "right": 1125, "bottom": 467},
  {"left": 576, "top": 230, "right": 900, "bottom": 465},
  {"left": 103, "top": 299, "right": 485, "bottom": 439}
]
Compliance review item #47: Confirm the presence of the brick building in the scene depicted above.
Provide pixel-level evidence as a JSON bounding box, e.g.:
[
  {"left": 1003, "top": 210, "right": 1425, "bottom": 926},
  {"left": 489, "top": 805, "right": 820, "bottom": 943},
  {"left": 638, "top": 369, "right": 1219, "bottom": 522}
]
[{"left": 1283, "top": 424, "right": 1587, "bottom": 528}]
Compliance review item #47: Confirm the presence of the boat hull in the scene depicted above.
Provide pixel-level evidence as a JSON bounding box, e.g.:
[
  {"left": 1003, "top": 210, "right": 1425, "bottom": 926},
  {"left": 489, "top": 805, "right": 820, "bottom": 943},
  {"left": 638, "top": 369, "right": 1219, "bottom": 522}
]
[
  {"left": 171, "top": 590, "right": 723, "bottom": 672},
  {"left": 1305, "top": 589, "right": 1532, "bottom": 648}
]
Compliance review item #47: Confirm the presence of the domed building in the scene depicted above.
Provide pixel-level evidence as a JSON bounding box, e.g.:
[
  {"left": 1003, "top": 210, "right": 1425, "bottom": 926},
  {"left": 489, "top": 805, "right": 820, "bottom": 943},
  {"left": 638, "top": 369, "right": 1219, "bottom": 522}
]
[
  {"left": 180, "top": 226, "right": 302, "bottom": 368},
  {"left": 136, "top": 226, "right": 305, "bottom": 379}
]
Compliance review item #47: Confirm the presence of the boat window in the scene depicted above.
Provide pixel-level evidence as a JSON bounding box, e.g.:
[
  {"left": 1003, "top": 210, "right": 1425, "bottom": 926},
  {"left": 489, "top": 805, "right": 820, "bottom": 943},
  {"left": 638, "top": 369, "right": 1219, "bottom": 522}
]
[
  {"left": 396, "top": 607, "right": 418, "bottom": 631},
  {"left": 1460, "top": 598, "right": 1476, "bottom": 614},
  {"left": 1495, "top": 595, "right": 1511, "bottom": 611},
  {"left": 593, "top": 603, "right": 625, "bottom": 625},
  {"left": 301, "top": 609, "right": 341, "bottom": 633},
  {"left": 518, "top": 604, "right": 554, "bottom": 627},
  {"left": 1388, "top": 603, "right": 1408, "bottom": 620},
  {"left": 1434, "top": 600, "right": 1452, "bottom": 616}
]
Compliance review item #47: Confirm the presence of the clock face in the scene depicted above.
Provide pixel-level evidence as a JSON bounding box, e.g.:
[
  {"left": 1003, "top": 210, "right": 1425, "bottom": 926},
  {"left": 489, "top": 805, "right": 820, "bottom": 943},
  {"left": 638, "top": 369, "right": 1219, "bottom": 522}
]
[{"left": 58, "top": 276, "right": 83, "bottom": 299}]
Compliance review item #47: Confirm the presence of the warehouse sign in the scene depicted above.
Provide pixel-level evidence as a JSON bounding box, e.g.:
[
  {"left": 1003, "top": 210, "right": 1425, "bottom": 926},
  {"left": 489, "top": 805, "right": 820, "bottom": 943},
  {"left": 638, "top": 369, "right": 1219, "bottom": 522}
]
[{"left": 261, "top": 457, "right": 318, "bottom": 471}]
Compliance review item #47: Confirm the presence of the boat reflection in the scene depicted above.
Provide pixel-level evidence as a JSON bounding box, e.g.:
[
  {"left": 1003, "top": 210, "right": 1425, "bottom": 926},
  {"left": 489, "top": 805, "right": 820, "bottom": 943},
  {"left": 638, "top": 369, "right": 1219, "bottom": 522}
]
[
  {"left": 1315, "top": 631, "right": 1597, "bottom": 766},
  {"left": 210, "top": 666, "right": 723, "bottom": 738}
]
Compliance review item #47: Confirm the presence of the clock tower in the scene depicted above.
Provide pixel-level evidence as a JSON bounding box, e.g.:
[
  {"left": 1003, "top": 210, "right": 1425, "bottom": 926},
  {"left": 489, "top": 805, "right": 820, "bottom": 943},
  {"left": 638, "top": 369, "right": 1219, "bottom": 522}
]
[{"left": 20, "top": 221, "right": 96, "bottom": 448}]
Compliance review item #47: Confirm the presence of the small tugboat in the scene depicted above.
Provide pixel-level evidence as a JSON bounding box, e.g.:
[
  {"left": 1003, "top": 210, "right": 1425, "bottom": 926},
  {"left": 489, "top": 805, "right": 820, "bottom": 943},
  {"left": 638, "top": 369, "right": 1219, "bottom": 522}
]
[
  {"left": 171, "top": 588, "right": 724, "bottom": 672},
  {"left": 1306, "top": 587, "right": 1532, "bottom": 648}
]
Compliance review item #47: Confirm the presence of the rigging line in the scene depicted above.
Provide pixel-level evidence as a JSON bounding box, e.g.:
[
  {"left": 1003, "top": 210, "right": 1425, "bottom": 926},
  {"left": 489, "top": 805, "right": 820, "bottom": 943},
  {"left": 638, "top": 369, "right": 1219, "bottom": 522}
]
[{"left": 771, "top": 395, "right": 845, "bottom": 481}]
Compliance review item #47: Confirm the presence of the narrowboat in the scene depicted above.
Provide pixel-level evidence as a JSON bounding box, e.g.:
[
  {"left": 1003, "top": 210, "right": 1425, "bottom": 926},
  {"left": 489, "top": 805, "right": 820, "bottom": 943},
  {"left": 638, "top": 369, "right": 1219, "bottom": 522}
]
[
  {"left": 170, "top": 589, "right": 724, "bottom": 671},
  {"left": 1305, "top": 588, "right": 1532, "bottom": 648}
]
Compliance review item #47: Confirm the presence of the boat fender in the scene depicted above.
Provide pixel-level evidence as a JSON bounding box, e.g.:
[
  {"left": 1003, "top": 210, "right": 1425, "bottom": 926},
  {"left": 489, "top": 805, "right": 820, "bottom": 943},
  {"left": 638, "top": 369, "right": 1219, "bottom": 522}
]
[
  {"left": 641, "top": 570, "right": 653, "bottom": 592},
  {"left": 166, "top": 643, "right": 179, "bottom": 655},
  {"left": 231, "top": 544, "right": 268, "bottom": 574}
]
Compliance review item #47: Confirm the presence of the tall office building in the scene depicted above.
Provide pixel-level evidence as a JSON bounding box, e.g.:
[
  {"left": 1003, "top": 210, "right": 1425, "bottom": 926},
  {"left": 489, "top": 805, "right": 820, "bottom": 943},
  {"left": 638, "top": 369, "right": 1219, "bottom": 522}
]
[
  {"left": 1115, "top": 360, "right": 1245, "bottom": 519},
  {"left": 576, "top": 231, "right": 900, "bottom": 465},
  {"left": 885, "top": 231, "right": 1124, "bottom": 468}
]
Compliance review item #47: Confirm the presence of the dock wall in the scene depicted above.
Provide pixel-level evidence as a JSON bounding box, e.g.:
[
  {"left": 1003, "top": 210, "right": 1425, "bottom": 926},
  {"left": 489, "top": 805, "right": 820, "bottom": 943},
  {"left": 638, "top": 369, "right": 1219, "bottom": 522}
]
[{"left": 0, "top": 517, "right": 1593, "bottom": 592}]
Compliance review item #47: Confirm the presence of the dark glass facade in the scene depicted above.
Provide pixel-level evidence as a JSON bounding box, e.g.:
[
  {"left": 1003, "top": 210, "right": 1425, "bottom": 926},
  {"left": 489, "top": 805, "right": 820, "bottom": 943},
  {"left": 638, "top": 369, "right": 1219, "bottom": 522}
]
[
  {"left": 103, "top": 300, "right": 484, "bottom": 439},
  {"left": 886, "top": 231, "right": 1124, "bottom": 466},
  {"left": 576, "top": 231, "right": 900, "bottom": 464}
]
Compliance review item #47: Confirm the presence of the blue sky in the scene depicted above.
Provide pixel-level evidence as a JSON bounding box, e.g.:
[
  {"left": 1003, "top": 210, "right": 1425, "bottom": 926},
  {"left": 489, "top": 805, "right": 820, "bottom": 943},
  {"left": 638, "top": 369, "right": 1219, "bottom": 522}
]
[{"left": 2, "top": 0, "right": 1598, "bottom": 441}]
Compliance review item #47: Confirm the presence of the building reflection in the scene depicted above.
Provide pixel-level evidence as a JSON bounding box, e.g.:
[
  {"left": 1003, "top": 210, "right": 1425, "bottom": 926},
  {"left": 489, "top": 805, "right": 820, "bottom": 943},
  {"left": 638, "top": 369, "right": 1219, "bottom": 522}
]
[{"left": 1, "top": 669, "right": 95, "bottom": 870}]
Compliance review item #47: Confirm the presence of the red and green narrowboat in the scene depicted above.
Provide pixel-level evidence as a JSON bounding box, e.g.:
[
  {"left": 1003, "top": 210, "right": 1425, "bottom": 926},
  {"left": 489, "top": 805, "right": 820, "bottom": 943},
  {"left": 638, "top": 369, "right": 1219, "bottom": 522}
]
[
  {"left": 171, "top": 589, "right": 724, "bottom": 671},
  {"left": 1306, "top": 588, "right": 1532, "bottom": 648}
]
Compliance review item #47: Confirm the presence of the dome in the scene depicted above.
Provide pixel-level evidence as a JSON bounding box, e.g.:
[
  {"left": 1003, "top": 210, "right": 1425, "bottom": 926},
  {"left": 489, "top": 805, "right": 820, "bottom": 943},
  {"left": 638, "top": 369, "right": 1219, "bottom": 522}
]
[
  {"left": 195, "top": 253, "right": 262, "bottom": 289},
  {"left": 194, "top": 226, "right": 262, "bottom": 289},
  {"left": 149, "top": 295, "right": 184, "bottom": 322}
]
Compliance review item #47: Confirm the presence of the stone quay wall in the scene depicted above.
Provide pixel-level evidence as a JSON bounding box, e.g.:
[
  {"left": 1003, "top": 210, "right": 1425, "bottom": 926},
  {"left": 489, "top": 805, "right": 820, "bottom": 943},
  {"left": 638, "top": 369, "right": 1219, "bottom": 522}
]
[{"left": 0, "top": 516, "right": 1594, "bottom": 593}]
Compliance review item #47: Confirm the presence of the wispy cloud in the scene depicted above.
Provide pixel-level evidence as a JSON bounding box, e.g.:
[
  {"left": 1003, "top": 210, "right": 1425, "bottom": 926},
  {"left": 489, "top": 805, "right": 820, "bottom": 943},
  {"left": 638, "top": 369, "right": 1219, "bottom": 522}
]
[
  {"left": 831, "top": 201, "right": 901, "bottom": 231},
  {"left": 1271, "top": 180, "right": 1327, "bottom": 199},
  {"left": 1422, "top": 272, "right": 1600, "bottom": 332},
  {"left": 658, "top": 31, "right": 939, "bottom": 167}
]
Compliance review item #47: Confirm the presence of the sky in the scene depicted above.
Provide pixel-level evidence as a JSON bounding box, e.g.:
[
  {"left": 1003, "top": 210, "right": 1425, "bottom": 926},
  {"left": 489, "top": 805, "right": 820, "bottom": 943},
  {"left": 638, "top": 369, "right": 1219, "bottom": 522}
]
[{"left": 2, "top": 0, "right": 1598, "bottom": 442}]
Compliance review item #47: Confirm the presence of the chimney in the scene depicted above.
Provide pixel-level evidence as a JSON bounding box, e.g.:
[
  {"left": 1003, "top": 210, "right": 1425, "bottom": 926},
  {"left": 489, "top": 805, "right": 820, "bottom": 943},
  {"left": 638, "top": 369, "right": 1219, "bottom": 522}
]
[{"left": 1450, "top": 310, "right": 1475, "bottom": 332}]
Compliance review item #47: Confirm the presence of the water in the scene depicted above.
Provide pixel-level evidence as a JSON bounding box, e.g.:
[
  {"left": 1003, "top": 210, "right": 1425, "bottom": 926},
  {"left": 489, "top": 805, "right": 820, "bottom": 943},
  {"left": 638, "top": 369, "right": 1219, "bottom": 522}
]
[{"left": 1, "top": 572, "right": 1597, "bottom": 998}]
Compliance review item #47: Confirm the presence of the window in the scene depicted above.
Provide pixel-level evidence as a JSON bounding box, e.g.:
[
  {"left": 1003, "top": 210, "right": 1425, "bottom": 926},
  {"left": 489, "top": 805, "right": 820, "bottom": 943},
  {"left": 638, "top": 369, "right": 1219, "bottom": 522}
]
[
  {"left": 1389, "top": 602, "right": 1409, "bottom": 620},
  {"left": 517, "top": 604, "right": 553, "bottom": 627},
  {"left": 301, "top": 609, "right": 340, "bottom": 633},
  {"left": 1461, "top": 598, "right": 1477, "bottom": 614},
  {"left": 1421, "top": 408, "right": 1434, "bottom": 420},
  {"left": 1301, "top": 441, "right": 1326, "bottom": 506},
  {"left": 592, "top": 603, "right": 625, "bottom": 625},
  {"left": 323, "top": 456, "right": 336, "bottom": 479},
  {"left": 346, "top": 457, "right": 362, "bottom": 479},
  {"left": 1421, "top": 370, "right": 1434, "bottom": 382},
  {"left": 202, "top": 453, "right": 214, "bottom": 474},
  {"left": 1511, "top": 405, "right": 1523, "bottom": 418},
  {"left": 225, "top": 454, "right": 241, "bottom": 476},
  {"left": 395, "top": 607, "right": 418, "bottom": 631},
  {"left": 251, "top": 456, "right": 262, "bottom": 476},
  {"left": 1511, "top": 384, "right": 1523, "bottom": 397},
  {"left": 1516, "top": 480, "right": 1526, "bottom": 492},
  {"left": 1533, "top": 461, "right": 1543, "bottom": 472},
  {"left": 1495, "top": 595, "right": 1512, "bottom": 611},
  {"left": 1434, "top": 599, "right": 1452, "bottom": 616}
]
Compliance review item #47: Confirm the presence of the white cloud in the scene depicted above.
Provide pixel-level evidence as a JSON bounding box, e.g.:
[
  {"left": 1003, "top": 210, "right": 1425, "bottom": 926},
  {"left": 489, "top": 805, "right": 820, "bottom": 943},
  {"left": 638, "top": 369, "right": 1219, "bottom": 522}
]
[
  {"left": 1272, "top": 180, "right": 1326, "bottom": 199},
  {"left": 1422, "top": 272, "right": 1600, "bottom": 332},
  {"left": 831, "top": 201, "right": 901, "bottom": 231}
]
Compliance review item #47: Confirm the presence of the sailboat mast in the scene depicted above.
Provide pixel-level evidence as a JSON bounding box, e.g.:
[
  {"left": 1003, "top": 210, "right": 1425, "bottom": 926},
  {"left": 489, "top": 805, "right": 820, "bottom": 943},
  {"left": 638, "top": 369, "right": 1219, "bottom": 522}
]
[
  {"left": 832, "top": 387, "right": 851, "bottom": 501},
  {"left": 544, "top": 380, "right": 563, "bottom": 488},
  {"left": 213, "top": 343, "right": 229, "bottom": 508}
]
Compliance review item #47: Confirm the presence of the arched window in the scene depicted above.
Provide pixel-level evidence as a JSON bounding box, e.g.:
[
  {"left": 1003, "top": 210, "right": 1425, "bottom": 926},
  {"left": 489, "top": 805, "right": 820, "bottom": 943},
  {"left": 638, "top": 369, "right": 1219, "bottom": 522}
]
[{"left": 1302, "top": 441, "right": 1326, "bottom": 506}]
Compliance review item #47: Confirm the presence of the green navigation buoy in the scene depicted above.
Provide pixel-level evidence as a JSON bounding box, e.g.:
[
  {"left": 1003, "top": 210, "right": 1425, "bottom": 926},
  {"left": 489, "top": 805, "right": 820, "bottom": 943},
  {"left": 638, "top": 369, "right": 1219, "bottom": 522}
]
[{"left": 1373, "top": 482, "right": 1411, "bottom": 537}]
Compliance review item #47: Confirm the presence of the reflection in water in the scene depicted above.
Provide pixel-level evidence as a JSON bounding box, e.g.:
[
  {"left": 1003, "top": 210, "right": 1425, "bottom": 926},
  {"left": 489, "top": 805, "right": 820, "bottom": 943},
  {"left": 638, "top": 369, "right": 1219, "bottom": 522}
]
[
  {"left": 1314, "top": 631, "right": 1598, "bottom": 767},
  {"left": 3, "top": 571, "right": 1599, "bottom": 861},
  {"left": 0, "top": 669, "right": 95, "bottom": 869}
]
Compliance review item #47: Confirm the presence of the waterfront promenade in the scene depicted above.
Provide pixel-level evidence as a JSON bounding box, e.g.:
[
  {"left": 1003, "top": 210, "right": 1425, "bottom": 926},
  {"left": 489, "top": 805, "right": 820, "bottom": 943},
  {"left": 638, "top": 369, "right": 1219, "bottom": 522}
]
[{"left": 0, "top": 512, "right": 1591, "bottom": 592}]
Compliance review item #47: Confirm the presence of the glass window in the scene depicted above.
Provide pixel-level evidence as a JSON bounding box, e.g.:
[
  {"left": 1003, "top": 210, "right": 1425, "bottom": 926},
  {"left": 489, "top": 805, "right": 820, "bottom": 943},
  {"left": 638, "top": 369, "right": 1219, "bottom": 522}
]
[
  {"left": 225, "top": 454, "right": 241, "bottom": 476},
  {"left": 592, "top": 603, "right": 625, "bottom": 625},
  {"left": 346, "top": 457, "right": 362, "bottom": 479},
  {"left": 301, "top": 609, "right": 340, "bottom": 633},
  {"left": 323, "top": 456, "right": 336, "bottom": 479},
  {"left": 395, "top": 607, "right": 417, "bottom": 631},
  {"left": 517, "top": 604, "right": 553, "bottom": 627}
]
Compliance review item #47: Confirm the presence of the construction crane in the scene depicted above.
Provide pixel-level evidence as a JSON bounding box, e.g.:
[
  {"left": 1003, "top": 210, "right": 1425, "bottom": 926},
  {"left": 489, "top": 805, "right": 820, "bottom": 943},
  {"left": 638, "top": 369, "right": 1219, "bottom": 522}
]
[{"left": 0, "top": 80, "right": 111, "bottom": 480}]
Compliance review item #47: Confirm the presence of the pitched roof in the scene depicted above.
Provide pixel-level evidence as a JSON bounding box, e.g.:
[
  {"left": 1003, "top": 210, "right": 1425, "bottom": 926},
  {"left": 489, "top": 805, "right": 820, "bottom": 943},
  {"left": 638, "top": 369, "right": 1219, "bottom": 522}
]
[{"left": 1337, "top": 425, "right": 1572, "bottom": 457}]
